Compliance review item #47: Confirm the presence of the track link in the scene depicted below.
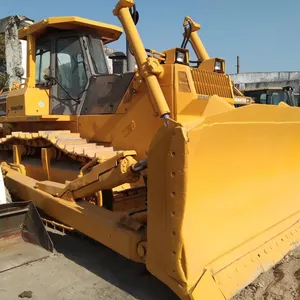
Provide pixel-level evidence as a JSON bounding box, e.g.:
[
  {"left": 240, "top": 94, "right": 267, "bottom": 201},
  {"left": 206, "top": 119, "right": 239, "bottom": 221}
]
[
  {"left": 0, "top": 130, "right": 146, "bottom": 209},
  {"left": 0, "top": 130, "right": 127, "bottom": 163}
]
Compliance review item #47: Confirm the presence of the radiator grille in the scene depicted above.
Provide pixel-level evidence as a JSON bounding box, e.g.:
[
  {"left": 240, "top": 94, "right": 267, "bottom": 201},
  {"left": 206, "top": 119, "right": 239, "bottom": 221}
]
[{"left": 191, "top": 69, "right": 233, "bottom": 99}]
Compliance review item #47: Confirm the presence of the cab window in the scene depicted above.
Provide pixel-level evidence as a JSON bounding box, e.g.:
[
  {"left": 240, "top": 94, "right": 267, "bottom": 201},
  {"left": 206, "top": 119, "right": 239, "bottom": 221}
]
[
  {"left": 56, "top": 36, "right": 88, "bottom": 99},
  {"left": 270, "top": 91, "right": 284, "bottom": 105},
  {"left": 88, "top": 36, "right": 109, "bottom": 74},
  {"left": 36, "top": 41, "right": 50, "bottom": 85},
  {"left": 259, "top": 93, "right": 267, "bottom": 104}
]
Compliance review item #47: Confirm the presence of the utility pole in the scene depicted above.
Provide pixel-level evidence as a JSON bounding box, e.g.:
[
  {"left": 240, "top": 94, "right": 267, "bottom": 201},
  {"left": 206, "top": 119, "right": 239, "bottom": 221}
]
[{"left": 237, "top": 56, "right": 240, "bottom": 74}]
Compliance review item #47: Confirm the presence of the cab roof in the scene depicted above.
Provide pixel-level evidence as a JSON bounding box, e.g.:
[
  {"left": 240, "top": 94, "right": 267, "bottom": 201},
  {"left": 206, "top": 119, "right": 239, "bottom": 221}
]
[
  {"left": 18, "top": 16, "right": 123, "bottom": 44},
  {"left": 242, "top": 87, "right": 286, "bottom": 92}
]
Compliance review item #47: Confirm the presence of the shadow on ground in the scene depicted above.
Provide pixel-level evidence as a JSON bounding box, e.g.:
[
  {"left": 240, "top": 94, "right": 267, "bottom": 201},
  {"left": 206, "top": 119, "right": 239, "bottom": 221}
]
[{"left": 48, "top": 230, "right": 178, "bottom": 300}]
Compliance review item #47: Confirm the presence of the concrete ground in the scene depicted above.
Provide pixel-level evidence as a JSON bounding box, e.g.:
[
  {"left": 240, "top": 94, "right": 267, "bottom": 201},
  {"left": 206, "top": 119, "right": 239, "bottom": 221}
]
[
  {"left": 3, "top": 227, "right": 300, "bottom": 300},
  {"left": 0, "top": 229, "right": 178, "bottom": 300}
]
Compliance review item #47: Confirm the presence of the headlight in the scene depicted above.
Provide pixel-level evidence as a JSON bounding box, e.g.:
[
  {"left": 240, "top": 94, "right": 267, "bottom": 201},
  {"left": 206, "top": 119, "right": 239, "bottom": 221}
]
[
  {"left": 214, "top": 60, "right": 222, "bottom": 72},
  {"left": 176, "top": 51, "right": 186, "bottom": 64}
]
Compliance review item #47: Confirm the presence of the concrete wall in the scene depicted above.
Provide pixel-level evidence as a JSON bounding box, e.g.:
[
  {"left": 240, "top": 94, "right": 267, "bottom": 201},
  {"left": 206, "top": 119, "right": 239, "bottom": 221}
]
[
  {"left": 20, "top": 40, "right": 27, "bottom": 82},
  {"left": 230, "top": 72, "right": 300, "bottom": 93},
  {"left": 1, "top": 15, "right": 121, "bottom": 86},
  {"left": 0, "top": 17, "right": 12, "bottom": 33},
  {"left": 104, "top": 46, "right": 129, "bottom": 74},
  {"left": 5, "top": 17, "right": 24, "bottom": 86},
  {"left": 0, "top": 15, "right": 34, "bottom": 86},
  {"left": 104, "top": 46, "right": 115, "bottom": 74}
]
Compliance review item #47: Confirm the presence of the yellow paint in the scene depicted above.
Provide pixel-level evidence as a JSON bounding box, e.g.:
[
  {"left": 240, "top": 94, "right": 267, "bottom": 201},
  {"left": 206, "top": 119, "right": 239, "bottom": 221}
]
[
  {"left": 26, "top": 33, "right": 36, "bottom": 87},
  {"left": 198, "top": 57, "right": 226, "bottom": 74},
  {"left": 6, "top": 87, "right": 50, "bottom": 117},
  {"left": 78, "top": 79, "right": 168, "bottom": 160},
  {"left": 147, "top": 98, "right": 300, "bottom": 298},
  {"left": 2, "top": 2, "right": 300, "bottom": 300},
  {"left": 114, "top": 0, "right": 170, "bottom": 117},
  {"left": 0, "top": 115, "right": 76, "bottom": 123},
  {"left": 3, "top": 8, "right": 237, "bottom": 163},
  {"left": 188, "top": 270, "right": 225, "bottom": 300},
  {"left": 164, "top": 48, "right": 189, "bottom": 66},
  {"left": 41, "top": 148, "right": 56, "bottom": 180},
  {"left": 13, "top": 145, "right": 25, "bottom": 165},
  {"left": 3, "top": 165, "right": 144, "bottom": 262},
  {"left": 183, "top": 16, "right": 209, "bottom": 62},
  {"left": 19, "top": 16, "right": 123, "bottom": 44}
]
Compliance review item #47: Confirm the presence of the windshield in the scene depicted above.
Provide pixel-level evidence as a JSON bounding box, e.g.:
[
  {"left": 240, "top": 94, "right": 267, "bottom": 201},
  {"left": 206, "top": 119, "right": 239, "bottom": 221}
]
[
  {"left": 35, "top": 41, "right": 50, "bottom": 85},
  {"left": 287, "top": 91, "right": 297, "bottom": 106},
  {"left": 244, "top": 90, "right": 297, "bottom": 106},
  {"left": 88, "top": 36, "right": 109, "bottom": 74},
  {"left": 56, "top": 36, "right": 88, "bottom": 99},
  {"left": 295, "top": 94, "right": 300, "bottom": 106},
  {"left": 269, "top": 90, "right": 297, "bottom": 106}
]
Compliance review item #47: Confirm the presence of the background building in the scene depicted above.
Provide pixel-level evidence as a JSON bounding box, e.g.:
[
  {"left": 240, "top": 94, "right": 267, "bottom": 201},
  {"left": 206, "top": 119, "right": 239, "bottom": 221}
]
[
  {"left": 231, "top": 72, "right": 300, "bottom": 94},
  {"left": 0, "top": 15, "right": 34, "bottom": 87}
]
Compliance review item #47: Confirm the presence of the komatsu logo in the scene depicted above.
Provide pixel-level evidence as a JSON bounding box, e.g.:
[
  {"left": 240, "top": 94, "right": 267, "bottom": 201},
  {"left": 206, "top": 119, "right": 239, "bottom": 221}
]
[
  {"left": 10, "top": 105, "right": 24, "bottom": 111},
  {"left": 197, "top": 95, "right": 209, "bottom": 100}
]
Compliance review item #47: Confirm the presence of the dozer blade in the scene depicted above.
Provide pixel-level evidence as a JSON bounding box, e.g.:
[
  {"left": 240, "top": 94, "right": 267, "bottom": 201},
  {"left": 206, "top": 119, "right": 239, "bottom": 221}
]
[
  {"left": 0, "top": 201, "right": 53, "bottom": 273},
  {"left": 147, "top": 99, "right": 300, "bottom": 300}
]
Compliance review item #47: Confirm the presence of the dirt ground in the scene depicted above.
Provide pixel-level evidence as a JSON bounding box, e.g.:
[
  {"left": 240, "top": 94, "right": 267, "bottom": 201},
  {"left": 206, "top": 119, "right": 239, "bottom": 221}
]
[
  {"left": 0, "top": 229, "right": 177, "bottom": 300},
  {"left": 2, "top": 228, "right": 300, "bottom": 300},
  {"left": 233, "top": 249, "right": 300, "bottom": 300}
]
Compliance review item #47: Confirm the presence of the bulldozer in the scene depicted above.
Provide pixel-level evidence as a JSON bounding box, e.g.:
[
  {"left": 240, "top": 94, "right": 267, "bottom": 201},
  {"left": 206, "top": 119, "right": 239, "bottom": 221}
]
[
  {"left": 241, "top": 86, "right": 298, "bottom": 106},
  {"left": 1, "top": 0, "right": 300, "bottom": 299},
  {"left": 231, "top": 86, "right": 297, "bottom": 108}
]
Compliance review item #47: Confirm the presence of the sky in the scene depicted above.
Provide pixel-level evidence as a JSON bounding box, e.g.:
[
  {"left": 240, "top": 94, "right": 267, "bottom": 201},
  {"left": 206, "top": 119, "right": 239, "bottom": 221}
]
[{"left": 1, "top": 0, "right": 299, "bottom": 74}]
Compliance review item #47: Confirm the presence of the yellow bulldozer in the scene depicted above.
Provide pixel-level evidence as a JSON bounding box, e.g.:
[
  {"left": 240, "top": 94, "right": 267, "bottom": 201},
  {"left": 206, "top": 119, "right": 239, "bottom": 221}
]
[
  {"left": 241, "top": 86, "right": 298, "bottom": 106},
  {"left": 1, "top": 0, "right": 300, "bottom": 299}
]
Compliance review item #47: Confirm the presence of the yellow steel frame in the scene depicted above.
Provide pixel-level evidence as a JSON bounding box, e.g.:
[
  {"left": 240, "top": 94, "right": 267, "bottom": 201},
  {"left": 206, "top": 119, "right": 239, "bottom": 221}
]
[
  {"left": 19, "top": 16, "right": 123, "bottom": 43},
  {"left": 147, "top": 97, "right": 300, "bottom": 299},
  {"left": 2, "top": 150, "right": 144, "bottom": 261},
  {"left": 2, "top": 1, "right": 300, "bottom": 300},
  {"left": 183, "top": 16, "right": 246, "bottom": 99},
  {"left": 3, "top": 166, "right": 144, "bottom": 262},
  {"left": 114, "top": 0, "right": 170, "bottom": 118}
]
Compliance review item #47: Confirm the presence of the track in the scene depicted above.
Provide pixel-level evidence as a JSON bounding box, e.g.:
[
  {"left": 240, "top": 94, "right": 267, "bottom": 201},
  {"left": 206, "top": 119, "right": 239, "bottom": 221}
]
[
  {"left": 0, "top": 130, "right": 121, "bottom": 163},
  {"left": 0, "top": 130, "right": 146, "bottom": 210}
]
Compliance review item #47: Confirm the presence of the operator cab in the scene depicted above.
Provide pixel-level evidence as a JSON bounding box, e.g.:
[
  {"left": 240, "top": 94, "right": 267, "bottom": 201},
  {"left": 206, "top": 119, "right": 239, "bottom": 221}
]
[
  {"left": 19, "top": 16, "right": 134, "bottom": 116},
  {"left": 35, "top": 33, "right": 108, "bottom": 103},
  {"left": 242, "top": 86, "right": 297, "bottom": 107}
]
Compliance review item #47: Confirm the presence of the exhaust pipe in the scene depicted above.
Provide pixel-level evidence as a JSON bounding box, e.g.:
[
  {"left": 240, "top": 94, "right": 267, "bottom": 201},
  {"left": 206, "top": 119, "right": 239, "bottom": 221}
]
[{"left": 126, "top": 39, "right": 136, "bottom": 72}]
